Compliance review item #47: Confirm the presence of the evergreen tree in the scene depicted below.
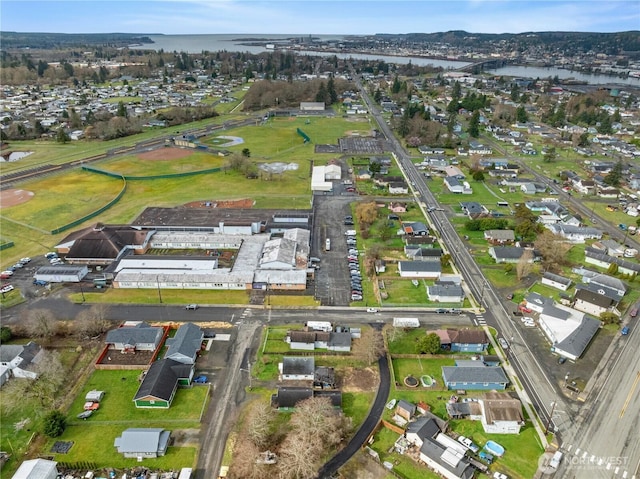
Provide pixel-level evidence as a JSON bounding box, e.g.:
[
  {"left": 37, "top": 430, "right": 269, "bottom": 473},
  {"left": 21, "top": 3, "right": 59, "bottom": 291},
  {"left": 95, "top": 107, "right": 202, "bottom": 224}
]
[
  {"left": 327, "top": 76, "right": 338, "bottom": 105},
  {"left": 467, "top": 110, "right": 480, "bottom": 137},
  {"left": 516, "top": 105, "right": 528, "bottom": 123},
  {"left": 604, "top": 161, "right": 623, "bottom": 187}
]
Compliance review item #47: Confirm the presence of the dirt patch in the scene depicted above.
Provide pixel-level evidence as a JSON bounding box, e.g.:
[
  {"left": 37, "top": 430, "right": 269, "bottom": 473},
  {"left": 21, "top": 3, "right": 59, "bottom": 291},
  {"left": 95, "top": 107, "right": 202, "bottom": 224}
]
[
  {"left": 341, "top": 367, "right": 379, "bottom": 393},
  {"left": 137, "top": 147, "right": 194, "bottom": 161},
  {"left": 0, "top": 188, "right": 34, "bottom": 208},
  {"left": 171, "top": 428, "right": 201, "bottom": 447},
  {"left": 183, "top": 198, "right": 255, "bottom": 209}
]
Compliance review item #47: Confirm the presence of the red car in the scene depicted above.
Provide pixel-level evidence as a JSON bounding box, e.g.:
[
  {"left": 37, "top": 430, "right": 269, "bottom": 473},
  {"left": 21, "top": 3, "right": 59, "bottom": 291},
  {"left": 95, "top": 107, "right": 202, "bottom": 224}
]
[
  {"left": 519, "top": 305, "right": 532, "bottom": 313},
  {"left": 630, "top": 308, "right": 638, "bottom": 318}
]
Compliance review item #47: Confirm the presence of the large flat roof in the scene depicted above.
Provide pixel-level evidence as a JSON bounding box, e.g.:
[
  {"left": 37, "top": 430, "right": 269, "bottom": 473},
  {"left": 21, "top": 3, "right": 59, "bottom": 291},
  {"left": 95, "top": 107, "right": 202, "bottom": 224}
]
[{"left": 132, "top": 207, "right": 311, "bottom": 228}]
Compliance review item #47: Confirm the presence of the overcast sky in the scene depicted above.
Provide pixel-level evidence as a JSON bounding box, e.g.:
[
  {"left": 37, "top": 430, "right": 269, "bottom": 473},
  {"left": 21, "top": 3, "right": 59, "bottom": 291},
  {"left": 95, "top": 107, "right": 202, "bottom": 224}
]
[{"left": 2, "top": 1, "right": 638, "bottom": 35}]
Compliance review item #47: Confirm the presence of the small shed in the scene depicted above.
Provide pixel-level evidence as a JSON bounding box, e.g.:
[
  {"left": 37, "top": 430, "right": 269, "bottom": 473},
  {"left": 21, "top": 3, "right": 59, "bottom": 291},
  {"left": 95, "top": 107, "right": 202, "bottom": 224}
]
[
  {"left": 85, "top": 390, "right": 105, "bottom": 402},
  {"left": 33, "top": 265, "right": 89, "bottom": 283}
]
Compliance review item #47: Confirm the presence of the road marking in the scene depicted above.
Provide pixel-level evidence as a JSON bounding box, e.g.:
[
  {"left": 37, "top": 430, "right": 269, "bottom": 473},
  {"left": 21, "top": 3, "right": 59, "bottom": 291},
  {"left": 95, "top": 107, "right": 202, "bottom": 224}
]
[
  {"left": 615, "top": 467, "right": 620, "bottom": 474},
  {"left": 619, "top": 370, "right": 640, "bottom": 418},
  {"left": 566, "top": 444, "right": 572, "bottom": 452},
  {"left": 607, "top": 463, "right": 612, "bottom": 470},
  {"left": 622, "top": 471, "right": 628, "bottom": 478},
  {"left": 575, "top": 447, "right": 580, "bottom": 455},
  {"left": 597, "top": 457, "right": 603, "bottom": 466}
]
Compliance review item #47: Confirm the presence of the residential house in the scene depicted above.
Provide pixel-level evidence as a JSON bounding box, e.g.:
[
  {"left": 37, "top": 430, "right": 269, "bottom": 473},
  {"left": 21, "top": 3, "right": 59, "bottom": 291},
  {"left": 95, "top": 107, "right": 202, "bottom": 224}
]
[
  {"left": 546, "top": 224, "right": 603, "bottom": 243},
  {"left": 541, "top": 272, "right": 572, "bottom": 291},
  {"left": 287, "top": 330, "right": 351, "bottom": 352},
  {"left": 134, "top": 359, "right": 194, "bottom": 408},
  {"left": 0, "top": 341, "right": 44, "bottom": 379},
  {"left": 478, "top": 392, "right": 525, "bottom": 434},
  {"left": 524, "top": 292, "right": 555, "bottom": 313},
  {"left": 163, "top": 323, "right": 203, "bottom": 365},
  {"left": 582, "top": 273, "right": 627, "bottom": 301},
  {"left": 402, "top": 221, "right": 429, "bottom": 236},
  {"left": 572, "top": 289, "right": 616, "bottom": 317},
  {"left": 468, "top": 141, "right": 492, "bottom": 155},
  {"left": 433, "top": 330, "right": 488, "bottom": 353},
  {"left": 444, "top": 176, "right": 472, "bottom": 194},
  {"left": 427, "top": 282, "right": 465, "bottom": 303},
  {"left": 389, "top": 182, "right": 409, "bottom": 195},
  {"left": 114, "top": 428, "right": 171, "bottom": 458},
  {"left": 520, "top": 183, "right": 537, "bottom": 195},
  {"left": 483, "top": 230, "right": 515, "bottom": 245},
  {"left": 11, "top": 459, "right": 58, "bottom": 479},
  {"left": 442, "top": 361, "right": 509, "bottom": 390},
  {"left": 444, "top": 165, "right": 465, "bottom": 179},
  {"left": 598, "top": 239, "right": 625, "bottom": 258},
  {"left": 375, "top": 259, "right": 387, "bottom": 274},
  {"left": 398, "top": 261, "right": 441, "bottom": 279},
  {"left": 281, "top": 356, "right": 315, "bottom": 381},
  {"left": 460, "top": 202, "right": 488, "bottom": 219},
  {"left": 584, "top": 247, "right": 640, "bottom": 276},
  {"left": 488, "top": 246, "right": 532, "bottom": 264},
  {"left": 105, "top": 323, "right": 164, "bottom": 352},
  {"left": 0, "top": 365, "right": 10, "bottom": 387},
  {"left": 406, "top": 246, "right": 442, "bottom": 262},
  {"left": 389, "top": 202, "right": 407, "bottom": 213}
]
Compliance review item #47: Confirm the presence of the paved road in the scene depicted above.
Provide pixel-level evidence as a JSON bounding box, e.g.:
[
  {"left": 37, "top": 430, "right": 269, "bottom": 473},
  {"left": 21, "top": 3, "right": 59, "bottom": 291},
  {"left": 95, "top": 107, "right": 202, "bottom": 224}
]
[
  {"left": 554, "top": 322, "right": 640, "bottom": 479},
  {"left": 317, "top": 351, "right": 390, "bottom": 479}
]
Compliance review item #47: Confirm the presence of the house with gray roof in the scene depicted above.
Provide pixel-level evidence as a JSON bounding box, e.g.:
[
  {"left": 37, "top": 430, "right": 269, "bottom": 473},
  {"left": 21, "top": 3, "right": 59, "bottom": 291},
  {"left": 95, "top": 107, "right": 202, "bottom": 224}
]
[
  {"left": 402, "top": 221, "right": 429, "bottom": 236},
  {"left": 105, "top": 323, "right": 164, "bottom": 352},
  {"left": 271, "top": 387, "right": 342, "bottom": 410},
  {"left": 280, "top": 356, "right": 315, "bottom": 381},
  {"left": 460, "top": 202, "right": 488, "bottom": 218},
  {"left": 398, "top": 261, "right": 441, "bottom": 279},
  {"left": 134, "top": 359, "right": 193, "bottom": 408},
  {"left": 546, "top": 224, "right": 602, "bottom": 243},
  {"left": 405, "top": 246, "right": 442, "bottom": 262},
  {"left": 542, "top": 272, "right": 572, "bottom": 291},
  {"left": 554, "top": 316, "right": 601, "bottom": 361},
  {"left": 584, "top": 247, "right": 640, "bottom": 276},
  {"left": 442, "top": 362, "right": 509, "bottom": 390},
  {"left": 114, "top": 428, "right": 171, "bottom": 458},
  {"left": 0, "top": 341, "right": 44, "bottom": 380},
  {"left": 538, "top": 302, "right": 601, "bottom": 361},
  {"left": 489, "top": 246, "right": 532, "bottom": 264},
  {"left": 427, "top": 282, "right": 465, "bottom": 303},
  {"left": 483, "top": 230, "right": 515, "bottom": 244},
  {"left": 11, "top": 459, "right": 58, "bottom": 479},
  {"left": 573, "top": 289, "right": 616, "bottom": 317},
  {"left": 259, "top": 237, "right": 297, "bottom": 269},
  {"left": 164, "top": 323, "right": 204, "bottom": 365}
]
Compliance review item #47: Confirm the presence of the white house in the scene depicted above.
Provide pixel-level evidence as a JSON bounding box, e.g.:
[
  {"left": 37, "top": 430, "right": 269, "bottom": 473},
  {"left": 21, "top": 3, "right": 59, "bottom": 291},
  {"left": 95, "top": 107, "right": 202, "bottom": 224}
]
[
  {"left": 324, "top": 164, "right": 341, "bottom": 180},
  {"left": 398, "top": 261, "right": 441, "bottom": 279},
  {"left": 541, "top": 272, "right": 572, "bottom": 291},
  {"left": 0, "top": 342, "right": 44, "bottom": 379},
  {"left": 538, "top": 303, "right": 601, "bottom": 361},
  {"left": 280, "top": 356, "right": 315, "bottom": 381},
  {"left": 479, "top": 392, "right": 524, "bottom": 434}
]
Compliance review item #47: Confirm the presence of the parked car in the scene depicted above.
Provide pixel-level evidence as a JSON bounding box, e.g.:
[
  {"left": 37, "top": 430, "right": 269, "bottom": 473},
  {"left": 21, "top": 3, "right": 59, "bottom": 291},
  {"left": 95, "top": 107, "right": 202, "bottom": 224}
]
[
  {"left": 11, "top": 263, "right": 23, "bottom": 269},
  {"left": 498, "top": 337, "right": 509, "bottom": 349},
  {"left": 193, "top": 375, "right": 208, "bottom": 384},
  {"left": 33, "top": 279, "right": 48, "bottom": 286},
  {"left": 435, "top": 308, "right": 448, "bottom": 314},
  {"left": 386, "top": 399, "right": 397, "bottom": 410},
  {"left": 630, "top": 308, "right": 638, "bottom": 318},
  {"left": 0, "top": 271, "right": 13, "bottom": 279},
  {"left": 621, "top": 326, "right": 630, "bottom": 336},
  {"left": 83, "top": 401, "right": 100, "bottom": 411},
  {"left": 367, "top": 308, "right": 378, "bottom": 313},
  {"left": 20, "top": 257, "right": 31, "bottom": 264},
  {"left": 185, "top": 304, "right": 199, "bottom": 310},
  {"left": 479, "top": 451, "right": 494, "bottom": 464},
  {"left": 557, "top": 356, "right": 567, "bottom": 364},
  {"left": 1, "top": 284, "right": 15, "bottom": 294},
  {"left": 493, "top": 472, "right": 509, "bottom": 479},
  {"left": 45, "top": 252, "right": 58, "bottom": 259},
  {"left": 77, "top": 410, "right": 93, "bottom": 420}
]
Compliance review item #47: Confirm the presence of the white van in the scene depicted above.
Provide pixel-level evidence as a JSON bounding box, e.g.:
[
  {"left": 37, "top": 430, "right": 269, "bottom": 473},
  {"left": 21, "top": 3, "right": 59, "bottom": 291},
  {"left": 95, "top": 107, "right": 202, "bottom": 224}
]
[{"left": 549, "top": 451, "right": 563, "bottom": 469}]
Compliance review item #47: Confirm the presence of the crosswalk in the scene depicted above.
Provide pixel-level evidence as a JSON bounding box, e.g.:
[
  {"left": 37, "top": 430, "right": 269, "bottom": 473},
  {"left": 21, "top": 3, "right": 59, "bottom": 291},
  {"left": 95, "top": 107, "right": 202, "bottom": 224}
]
[
  {"left": 475, "top": 314, "right": 487, "bottom": 327},
  {"left": 235, "top": 308, "right": 253, "bottom": 324},
  {"left": 562, "top": 444, "right": 635, "bottom": 479}
]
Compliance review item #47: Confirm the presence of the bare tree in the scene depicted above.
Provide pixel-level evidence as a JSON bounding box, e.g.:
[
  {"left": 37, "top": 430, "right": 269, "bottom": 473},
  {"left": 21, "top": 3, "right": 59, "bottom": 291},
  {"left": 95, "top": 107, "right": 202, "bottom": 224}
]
[
  {"left": 355, "top": 202, "right": 378, "bottom": 230},
  {"left": 23, "top": 309, "right": 58, "bottom": 341},
  {"left": 1, "top": 350, "right": 66, "bottom": 412},
  {"left": 290, "top": 397, "right": 348, "bottom": 447},
  {"left": 352, "top": 327, "right": 384, "bottom": 366},
  {"left": 516, "top": 249, "right": 534, "bottom": 281},
  {"left": 277, "top": 430, "right": 322, "bottom": 479},
  {"left": 227, "top": 433, "right": 262, "bottom": 479},
  {"left": 245, "top": 401, "right": 276, "bottom": 449},
  {"left": 75, "top": 304, "right": 112, "bottom": 338},
  {"left": 534, "top": 230, "right": 572, "bottom": 273}
]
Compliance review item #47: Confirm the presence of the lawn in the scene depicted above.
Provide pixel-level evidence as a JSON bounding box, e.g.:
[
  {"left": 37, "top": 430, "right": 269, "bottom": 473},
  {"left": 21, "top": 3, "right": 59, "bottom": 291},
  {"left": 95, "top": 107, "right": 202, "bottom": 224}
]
[
  {"left": 47, "top": 424, "right": 197, "bottom": 469},
  {"left": 69, "top": 288, "right": 251, "bottom": 305},
  {"left": 379, "top": 278, "right": 429, "bottom": 306},
  {"left": 390, "top": 357, "right": 454, "bottom": 390},
  {"left": 96, "top": 150, "right": 227, "bottom": 176},
  {"left": 68, "top": 369, "right": 208, "bottom": 424}
]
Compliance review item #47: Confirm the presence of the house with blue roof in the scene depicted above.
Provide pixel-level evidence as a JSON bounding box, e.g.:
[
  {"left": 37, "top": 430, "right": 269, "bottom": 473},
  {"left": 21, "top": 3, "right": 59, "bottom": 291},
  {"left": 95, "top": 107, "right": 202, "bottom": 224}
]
[{"left": 442, "top": 361, "right": 509, "bottom": 390}]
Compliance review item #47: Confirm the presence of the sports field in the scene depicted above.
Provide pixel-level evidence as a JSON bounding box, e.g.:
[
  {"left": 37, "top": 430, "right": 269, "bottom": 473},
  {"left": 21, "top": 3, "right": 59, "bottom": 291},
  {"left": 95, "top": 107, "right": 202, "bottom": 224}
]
[{"left": 0, "top": 115, "right": 364, "bottom": 264}]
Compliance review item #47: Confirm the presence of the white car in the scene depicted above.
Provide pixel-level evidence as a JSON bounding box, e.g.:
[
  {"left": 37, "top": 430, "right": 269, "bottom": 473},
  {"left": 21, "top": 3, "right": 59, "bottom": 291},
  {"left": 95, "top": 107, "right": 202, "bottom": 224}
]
[
  {"left": 493, "top": 472, "right": 509, "bottom": 479},
  {"left": 521, "top": 316, "right": 533, "bottom": 323},
  {"left": 0, "top": 285, "right": 14, "bottom": 294},
  {"left": 498, "top": 337, "right": 509, "bottom": 349},
  {"left": 20, "top": 257, "right": 31, "bottom": 264},
  {"left": 367, "top": 308, "right": 378, "bottom": 313},
  {"left": 523, "top": 320, "right": 536, "bottom": 327}
]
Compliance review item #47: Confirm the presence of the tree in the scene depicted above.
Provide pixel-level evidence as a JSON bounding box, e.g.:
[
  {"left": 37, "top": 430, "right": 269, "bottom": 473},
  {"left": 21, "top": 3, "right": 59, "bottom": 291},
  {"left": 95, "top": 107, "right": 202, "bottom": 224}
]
[
  {"left": 600, "top": 312, "right": 619, "bottom": 325},
  {"left": 516, "top": 249, "right": 534, "bottom": 281},
  {"left": 355, "top": 201, "right": 378, "bottom": 230},
  {"left": 543, "top": 147, "right": 557, "bottom": 163},
  {"left": 0, "top": 326, "right": 12, "bottom": 342},
  {"left": 242, "top": 148, "right": 251, "bottom": 158},
  {"left": 534, "top": 230, "right": 572, "bottom": 272},
  {"left": 467, "top": 110, "right": 480, "bottom": 138},
  {"left": 116, "top": 101, "right": 128, "bottom": 118},
  {"left": 55, "top": 127, "right": 70, "bottom": 144},
  {"left": 23, "top": 309, "right": 58, "bottom": 341},
  {"left": 516, "top": 105, "right": 528, "bottom": 123},
  {"left": 416, "top": 333, "right": 441, "bottom": 354},
  {"left": 603, "top": 160, "right": 623, "bottom": 187},
  {"left": 245, "top": 401, "right": 275, "bottom": 449},
  {"left": 1, "top": 351, "right": 66, "bottom": 411},
  {"left": 503, "top": 263, "right": 513, "bottom": 274},
  {"left": 352, "top": 327, "right": 384, "bottom": 365},
  {"left": 368, "top": 161, "right": 381, "bottom": 178},
  {"left": 43, "top": 410, "right": 66, "bottom": 437},
  {"left": 472, "top": 170, "right": 485, "bottom": 182},
  {"left": 75, "top": 304, "right": 112, "bottom": 338},
  {"left": 326, "top": 76, "right": 338, "bottom": 105}
]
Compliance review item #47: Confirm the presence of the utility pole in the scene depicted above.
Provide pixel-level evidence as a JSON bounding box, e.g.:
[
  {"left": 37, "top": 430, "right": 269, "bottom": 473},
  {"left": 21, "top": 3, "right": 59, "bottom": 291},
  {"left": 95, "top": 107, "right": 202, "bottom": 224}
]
[
  {"left": 545, "top": 401, "right": 557, "bottom": 435},
  {"left": 156, "top": 276, "right": 163, "bottom": 304}
]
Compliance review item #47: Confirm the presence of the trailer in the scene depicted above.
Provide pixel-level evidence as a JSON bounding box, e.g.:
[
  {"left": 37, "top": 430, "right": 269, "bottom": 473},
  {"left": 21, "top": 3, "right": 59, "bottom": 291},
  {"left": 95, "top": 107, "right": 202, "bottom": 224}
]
[
  {"left": 306, "top": 321, "right": 333, "bottom": 332},
  {"left": 393, "top": 317, "right": 420, "bottom": 328}
]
